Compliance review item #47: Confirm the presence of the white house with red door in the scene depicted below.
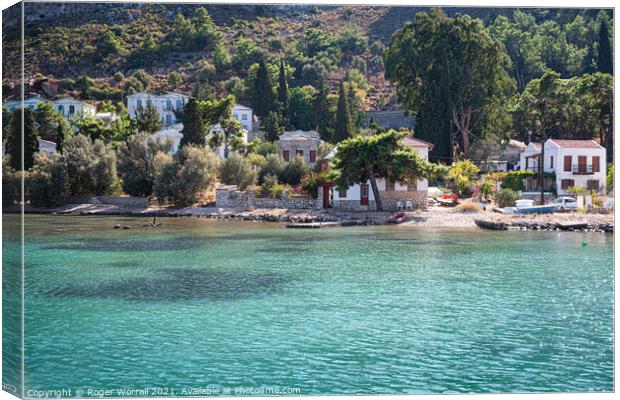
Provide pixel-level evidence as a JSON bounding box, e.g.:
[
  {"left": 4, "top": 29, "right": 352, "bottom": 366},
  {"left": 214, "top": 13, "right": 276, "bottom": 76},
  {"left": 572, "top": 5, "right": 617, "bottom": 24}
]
[
  {"left": 326, "top": 137, "right": 433, "bottom": 211},
  {"left": 519, "top": 139, "right": 607, "bottom": 195}
]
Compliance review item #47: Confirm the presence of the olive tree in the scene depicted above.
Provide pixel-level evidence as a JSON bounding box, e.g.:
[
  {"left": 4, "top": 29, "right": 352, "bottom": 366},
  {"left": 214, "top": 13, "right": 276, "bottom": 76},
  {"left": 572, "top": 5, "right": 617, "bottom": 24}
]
[
  {"left": 219, "top": 154, "right": 256, "bottom": 189},
  {"left": 116, "top": 133, "right": 174, "bottom": 196},
  {"left": 153, "top": 145, "right": 220, "bottom": 204}
]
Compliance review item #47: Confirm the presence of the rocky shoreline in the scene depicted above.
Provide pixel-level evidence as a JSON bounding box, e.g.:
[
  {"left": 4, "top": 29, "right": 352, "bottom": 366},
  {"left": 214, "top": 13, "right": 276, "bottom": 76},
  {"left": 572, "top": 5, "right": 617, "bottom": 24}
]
[
  {"left": 474, "top": 215, "right": 614, "bottom": 233},
  {"left": 5, "top": 203, "right": 614, "bottom": 233}
]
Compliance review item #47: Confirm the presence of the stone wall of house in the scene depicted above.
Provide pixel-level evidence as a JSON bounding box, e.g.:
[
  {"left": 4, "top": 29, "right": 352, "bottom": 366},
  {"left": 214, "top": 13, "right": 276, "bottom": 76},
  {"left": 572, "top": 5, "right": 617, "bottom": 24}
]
[
  {"left": 332, "top": 200, "right": 378, "bottom": 212},
  {"left": 380, "top": 190, "right": 427, "bottom": 211},
  {"left": 332, "top": 190, "right": 426, "bottom": 212},
  {"left": 216, "top": 186, "right": 321, "bottom": 210},
  {"left": 277, "top": 139, "right": 322, "bottom": 163},
  {"left": 68, "top": 196, "right": 149, "bottom": 207}
]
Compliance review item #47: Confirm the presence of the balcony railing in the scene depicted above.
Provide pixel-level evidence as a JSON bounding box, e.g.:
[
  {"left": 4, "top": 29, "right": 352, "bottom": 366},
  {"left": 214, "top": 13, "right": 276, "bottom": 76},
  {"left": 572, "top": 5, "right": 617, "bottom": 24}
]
[{"left": 572, "top": 165, "right": 594, "bottom": 175}]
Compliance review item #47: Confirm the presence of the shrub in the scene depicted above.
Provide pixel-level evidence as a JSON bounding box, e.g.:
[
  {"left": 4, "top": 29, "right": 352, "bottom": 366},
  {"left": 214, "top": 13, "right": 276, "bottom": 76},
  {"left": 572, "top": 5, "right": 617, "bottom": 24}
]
[
  {"left": 453, "top": 201, "right": 482, "bottom": 213},
  {"left": 63, "top": 135, "right": 117, "bottom": 195},
  {"left": 60, "top": 78, "right": 76, "bottom": 90},
  {"left": 495, "top": 188, "right": 519, "bottom": 207},
  {"left": 153, "top": 145, "right": 220, "bottom": 204},
  {"left": 113, "top": 72, "right": 125, "bottom": 82},
  {"left": 280, "top": 156, "right": 309, "bottom": 185},
  {"left": 27, "top": 152, "right": 70, "bottom": 207},
  {"left": 258, "top": 153, "right": 285, "bottom": 183},
  {"left": 255, "top": 141, "right": 277, "bottom": 156},
  {"left": 447, "top": 160, "right": 479, "bottom": 196},
  {"left": 607, "top": 163, "right": 613, "bottom": 193},
  {"left": 2, "top": 156, "right": 23, "bottom": 206},
  {"left": 116, "top": 133, "right": 174, "bottom": 196},
  {"left": 219, "top": 155, "right": 256, "bottom": 189},
  {"left": 168, "top": 71, "right": 183, "bottom": 87},
  {"left": 133, "top": 69, "right": 152, "bottom": 88}
]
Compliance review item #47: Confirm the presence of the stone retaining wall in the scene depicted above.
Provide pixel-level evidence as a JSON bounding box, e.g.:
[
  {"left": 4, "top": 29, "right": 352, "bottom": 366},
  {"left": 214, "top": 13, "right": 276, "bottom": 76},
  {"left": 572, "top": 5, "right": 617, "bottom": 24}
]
[
  {"left": 216, "top": 186, "right": 321, "bottom": 210},
  {"left": 333, "top": 190, "right": 426, "bottom": 212},
  {"left": 69, "top": 196, "right": 149, "bottom": 207}
]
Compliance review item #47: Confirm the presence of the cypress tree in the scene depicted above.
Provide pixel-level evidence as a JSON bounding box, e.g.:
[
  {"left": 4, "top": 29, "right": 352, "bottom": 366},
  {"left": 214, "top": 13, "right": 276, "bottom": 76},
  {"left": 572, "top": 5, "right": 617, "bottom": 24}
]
[
  {"left": 333, "top": 82, "right": 353, "bottom": 143},
  {"left": 180, "top": 99, "right": 206, "bottom": 147},
  {"left": 6, "top": 108, "right": 39, "bottom": 170},
  {"left": 277, "top": 59, "right": 289, "bottom": 115},
  {"left": 56, "top": 121, "right": 65, "bottom": 153},
  {"left": 597, "top": 19, "right": 612, "bottom": 74},
  {"left": 252, "top": 60, "right": 275, "bottom": 118},
  {"left": 134, "top": 104, "right": 162, "bottom": 134},
  {"left": 312, "top": 81, "right": 333, "bottom": 142}
]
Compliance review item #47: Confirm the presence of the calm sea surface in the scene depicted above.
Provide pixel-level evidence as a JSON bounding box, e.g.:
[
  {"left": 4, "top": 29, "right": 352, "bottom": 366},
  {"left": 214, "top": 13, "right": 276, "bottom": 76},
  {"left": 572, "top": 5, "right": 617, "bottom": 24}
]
[{"left": 2, "top": 214, "right": 614, "bottom": 395}]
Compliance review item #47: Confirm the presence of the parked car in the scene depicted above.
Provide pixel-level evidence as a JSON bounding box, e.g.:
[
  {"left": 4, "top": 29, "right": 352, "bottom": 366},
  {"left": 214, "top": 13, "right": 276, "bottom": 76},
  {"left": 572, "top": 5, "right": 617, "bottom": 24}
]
[{"left": 551, "top": 196, "right": 579, "bottom": 211}]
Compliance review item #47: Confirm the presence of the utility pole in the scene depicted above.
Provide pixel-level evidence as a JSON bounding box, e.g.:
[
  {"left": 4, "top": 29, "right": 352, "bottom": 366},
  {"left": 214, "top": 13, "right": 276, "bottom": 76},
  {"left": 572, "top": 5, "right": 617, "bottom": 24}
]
[{"left": 539, "top": 133, "right": 546, "bottom": 205}]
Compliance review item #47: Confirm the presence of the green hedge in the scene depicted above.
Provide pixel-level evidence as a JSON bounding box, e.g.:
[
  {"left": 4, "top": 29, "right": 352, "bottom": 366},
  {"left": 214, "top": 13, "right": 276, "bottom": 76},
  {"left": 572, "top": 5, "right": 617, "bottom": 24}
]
[{"left": 501, "top": 170, "right": 555, "bottom": 191}]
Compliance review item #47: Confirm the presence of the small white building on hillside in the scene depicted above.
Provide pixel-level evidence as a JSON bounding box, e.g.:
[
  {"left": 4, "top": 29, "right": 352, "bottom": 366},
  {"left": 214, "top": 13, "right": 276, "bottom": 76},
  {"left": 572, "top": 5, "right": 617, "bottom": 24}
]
[
  {"left": 519, "top": 139, "right": 607, "bottom": 195},
  {"left": 231, "top": 103, "right": 254, "bottom": 132},
  {"left": 53, "top": 97, "right": 96, "bottom": 119},
  {"left": 327, "top": 137, "right": 434, "bottom": 211},
  {"left": 150, "top": 123, "right": 248, "bottom": 159},
  {"left": 38, "top": 139, "right": 57, "bottom": 155},
  {"left": 127, "top": 92, "right": 189, "bottom": 127},
  {"left": 3, "top": 96, "right": 50, "bottom": 112}
]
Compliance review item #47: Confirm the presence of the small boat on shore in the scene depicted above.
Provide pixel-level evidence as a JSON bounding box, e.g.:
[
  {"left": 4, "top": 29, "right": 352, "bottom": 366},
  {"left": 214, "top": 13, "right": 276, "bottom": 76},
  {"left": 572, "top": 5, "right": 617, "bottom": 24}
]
[{"left": 385, "top": 212, "right": 408, "bottom": 224}]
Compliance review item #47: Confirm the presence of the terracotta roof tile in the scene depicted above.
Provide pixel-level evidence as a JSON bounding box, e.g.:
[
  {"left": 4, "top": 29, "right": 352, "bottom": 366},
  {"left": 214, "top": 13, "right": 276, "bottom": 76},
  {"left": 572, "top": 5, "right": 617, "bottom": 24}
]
[{"left": 549, "top": 139, "right": 604, "bottom": 149}]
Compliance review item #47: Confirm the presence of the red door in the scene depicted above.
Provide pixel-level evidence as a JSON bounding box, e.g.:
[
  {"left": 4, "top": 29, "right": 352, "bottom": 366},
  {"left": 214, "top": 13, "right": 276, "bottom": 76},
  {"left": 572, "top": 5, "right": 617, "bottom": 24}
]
[
  {"left": 360, "top": 184, "right": 369, "bottom": 206},
  {"left": 322, "top": 184, "right": 332, "bottom": 208}
]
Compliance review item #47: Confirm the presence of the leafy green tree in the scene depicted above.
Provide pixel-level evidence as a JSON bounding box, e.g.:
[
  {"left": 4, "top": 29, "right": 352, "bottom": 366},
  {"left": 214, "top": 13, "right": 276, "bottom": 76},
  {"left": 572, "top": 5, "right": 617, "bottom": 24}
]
[
  {"left": 280, "top": 156, "right": 309, "bottom": 186},
  {"left": 116, "top": 133, "right": 174, "bottom": 196},
  {"left": 597, "top": 19, "right": 612, "bottom": 74},
  {"left": 193, "top": 7, "right": 222, "bottom": 50},
  {"left": 277, "top": 59, "right": 290, "bottom": 118},
  {"left": 219, "top": 154, "right": 256, "bottom": 189},
  {"left": 333, "top": 130, "right": 433, "bottom": 211},
  {"left": 133, "top": 104, "right": 162, "bottom": 134},
  {"left": 168, "top": 72, "right": 183, "bottom": 87},
  {"left": 27, "top": 152, "right": 70, "bottom": 207},
  {"left": 385, "top": 10, "right": 513, "bottom": 160},
  {"left": 76, "top": 116, "right": 116, "bottom": 142},
  {"left": 258, "top": 154, "right": 285, "bottom": 183},
  {"left": 34, "top": 102, "right": 62, "bottom": 141},
  {"left": 289, "top": 86, "right": 317, "bottom": 131},
  {"left": 180, "top": 98, "right": 205, "bottom": 147},
  {"left": 99, "top": 30, "right": 123, "bottom": 57},
  {"left": 447, "top": 160, "right": 479, "bottom": 196},
  {"left": 252, "top": 60, "right": 276, "bottom": 118},
  {"left": 5, "top": 108, "right": 39, "bottom": 170},
  {"left": 333, "top": 81, "right": 353, "bottom": 143},
  {"left": 63, "top": 135, "right": 117, "bottom": 195},
  {"left": 261, "top": 111, "right": 285, "bottom": 143},
  {"left": 153, "top": 145, "right": 220, "bottom": 204}
]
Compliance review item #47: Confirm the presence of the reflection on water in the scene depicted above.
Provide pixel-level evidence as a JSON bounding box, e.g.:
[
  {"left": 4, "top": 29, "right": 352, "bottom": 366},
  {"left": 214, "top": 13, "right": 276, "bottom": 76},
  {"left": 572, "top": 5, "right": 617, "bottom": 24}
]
[{"left": 46, "top": 268, "right": 290, "bottom": 302}]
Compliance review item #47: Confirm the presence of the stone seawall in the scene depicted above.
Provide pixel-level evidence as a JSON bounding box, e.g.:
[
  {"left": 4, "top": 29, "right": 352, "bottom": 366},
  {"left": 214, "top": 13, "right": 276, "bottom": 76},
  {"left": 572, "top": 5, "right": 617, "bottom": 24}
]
[
  {"left": 216, "top": 186, "right": 320, "bottom": 210},
  {"left": 68, "top": 196, "right": 148, "bottom": 207}
]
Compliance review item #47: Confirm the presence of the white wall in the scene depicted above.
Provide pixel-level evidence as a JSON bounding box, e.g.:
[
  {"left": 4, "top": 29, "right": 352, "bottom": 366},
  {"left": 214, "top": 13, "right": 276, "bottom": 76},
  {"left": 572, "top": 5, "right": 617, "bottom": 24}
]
[
  {"left": 127, "top": 93, "right": 188, "bottom": 126},
  {"left": 54, "top": 99, "right": 96, "bottom": 118},
  {"left": 520, "top": 141, "right": 606, "bottom": 194},
  {"left": 231, "top": 104, "right": 253, "bottom": 132}
]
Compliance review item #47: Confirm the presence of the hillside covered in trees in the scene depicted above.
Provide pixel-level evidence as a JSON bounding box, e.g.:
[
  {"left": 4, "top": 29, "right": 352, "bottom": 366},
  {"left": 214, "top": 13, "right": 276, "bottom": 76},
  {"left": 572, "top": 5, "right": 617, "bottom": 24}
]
[{"left": 2, "top": 3, "right": 614, "bottom": 162}]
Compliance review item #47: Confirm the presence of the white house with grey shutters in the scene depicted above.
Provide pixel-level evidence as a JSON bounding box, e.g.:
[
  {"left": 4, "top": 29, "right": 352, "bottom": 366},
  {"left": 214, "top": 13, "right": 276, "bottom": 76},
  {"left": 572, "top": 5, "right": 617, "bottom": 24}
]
[
  {"left": 53, "top": 97, "right": 97, "bottom": 119},
  {"left": 127, "top": 92, "right": 189, "bottom": 127}
]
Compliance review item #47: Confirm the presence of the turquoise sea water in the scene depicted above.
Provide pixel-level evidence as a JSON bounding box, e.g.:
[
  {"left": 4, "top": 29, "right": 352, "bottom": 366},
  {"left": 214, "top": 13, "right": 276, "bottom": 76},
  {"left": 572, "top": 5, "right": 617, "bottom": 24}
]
[{"left": 2, "top": 214, "right": 614, "bottom": 395}]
